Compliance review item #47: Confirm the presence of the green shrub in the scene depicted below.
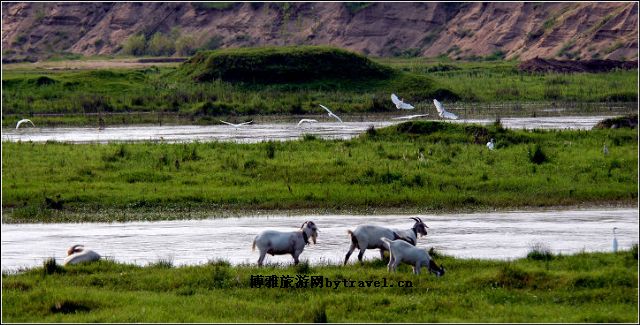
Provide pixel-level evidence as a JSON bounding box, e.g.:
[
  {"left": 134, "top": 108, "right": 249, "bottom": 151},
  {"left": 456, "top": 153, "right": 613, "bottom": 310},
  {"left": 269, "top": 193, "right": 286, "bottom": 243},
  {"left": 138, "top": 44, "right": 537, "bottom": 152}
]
[
  {"left": 147, "top": 32, "right": 175, "bottom": 56},
  {"left": 122, "top": 34, "right": 146, "bottom": 56},
  {"left": 529, "top": 144, "right": 549, "bottom": 164}
]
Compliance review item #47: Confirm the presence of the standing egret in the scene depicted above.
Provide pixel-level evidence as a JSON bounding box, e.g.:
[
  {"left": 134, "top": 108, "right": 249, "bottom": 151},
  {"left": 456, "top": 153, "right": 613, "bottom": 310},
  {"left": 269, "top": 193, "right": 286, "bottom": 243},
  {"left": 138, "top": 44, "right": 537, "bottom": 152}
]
[
  {"left": 391, "top": 93, "right": 415, "bottom": 110},
  {"left": 16, "top": 119, "right": 35, "bottom": 129},
  {"left": 612, "top": 227, "right": 618, "bottom": 253},
  {"left": 319, "top": 104, "right": 343, "bottom": 123},
  {"left": 433, "top": 99, "right": 459, "bottom": 120},
  {"left": 219, "top": 120, "right": 253, "bottom": 127},
  {"left": 297, "top": 119, "right": 318, "bottom": 127},
  {"left": 487, "top": 138, "right": 495, "bottom": 150}
]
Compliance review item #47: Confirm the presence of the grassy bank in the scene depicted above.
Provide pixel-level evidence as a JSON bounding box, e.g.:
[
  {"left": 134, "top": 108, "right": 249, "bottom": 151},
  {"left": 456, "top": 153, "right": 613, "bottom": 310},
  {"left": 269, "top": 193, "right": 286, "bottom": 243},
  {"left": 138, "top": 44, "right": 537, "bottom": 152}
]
[
  {"left": 2, "top": 50, "right": 637, "bottom": 127},
  {"left": 2, "top": 121, "right": 637, "bottom": 223},
  {"left": 2, "top": 248, "right": 637, "bottom": 322}
]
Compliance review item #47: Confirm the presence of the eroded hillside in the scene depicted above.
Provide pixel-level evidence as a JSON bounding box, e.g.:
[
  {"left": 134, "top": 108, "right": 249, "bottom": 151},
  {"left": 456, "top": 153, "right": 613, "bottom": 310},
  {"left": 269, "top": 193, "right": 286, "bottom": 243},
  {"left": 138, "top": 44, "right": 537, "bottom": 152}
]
[{"left": 2, "top": 2, "right": 638, "bottom": 62}]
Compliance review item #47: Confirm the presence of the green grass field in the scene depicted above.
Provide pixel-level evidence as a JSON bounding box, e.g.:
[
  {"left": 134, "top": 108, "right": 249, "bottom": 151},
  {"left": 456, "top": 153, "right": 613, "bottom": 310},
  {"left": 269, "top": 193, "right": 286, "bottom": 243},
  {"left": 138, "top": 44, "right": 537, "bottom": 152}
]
[
  {"left": 2, "top": 121, "right": 637, "bottom": 223},
  {"left": 2, "top": 48, "right": 637, "bottom": 127},
  {"left": 2, "top": 248, "right": 637, "bottom": 322}
]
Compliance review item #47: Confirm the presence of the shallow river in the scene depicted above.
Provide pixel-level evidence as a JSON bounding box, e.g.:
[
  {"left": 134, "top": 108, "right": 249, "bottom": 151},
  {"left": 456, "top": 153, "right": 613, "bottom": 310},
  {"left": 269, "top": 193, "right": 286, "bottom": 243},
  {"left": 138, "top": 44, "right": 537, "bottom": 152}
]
[
  {"left": 2, "top": 208, "right": 637, "bottom": 272},
  {"left": 1, "top": 115, "right": 618, "bottom": 144}
]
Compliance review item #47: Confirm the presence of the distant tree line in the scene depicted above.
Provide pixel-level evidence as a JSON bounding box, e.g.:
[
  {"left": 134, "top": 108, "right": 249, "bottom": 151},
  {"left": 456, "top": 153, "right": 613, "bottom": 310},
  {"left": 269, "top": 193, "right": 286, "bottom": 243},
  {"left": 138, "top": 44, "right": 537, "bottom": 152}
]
[{"left": 121, "top": 28, "right": 224, "bottom": 57}]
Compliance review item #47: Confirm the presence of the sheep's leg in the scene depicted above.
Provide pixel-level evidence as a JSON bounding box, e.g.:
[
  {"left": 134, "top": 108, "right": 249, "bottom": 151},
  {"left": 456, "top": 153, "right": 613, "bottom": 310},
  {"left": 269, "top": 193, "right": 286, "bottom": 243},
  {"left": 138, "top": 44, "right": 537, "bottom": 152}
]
[
  {"left": 357, "top": 248, "right": 366, "bottom": 264},
  {"left": 344, "top": 243, "right": 356, "bottom": 265},
  {"left": 414, "top": 262, "right": 421, "bottom": 275},
  {"left": 379, "top": 249, "right": 386, "bottom": 260},
  {"left": 257, "top": 250, "right": 267, "bottom": 267},
  {"left": 391, "top": 258, "right": 399, "bottom": 272},
  {"left": 387, "top": 254, "right": 395, "bottom": 272},
  {"left": 292, "top": 253, "right": 300, "bottom": 265}
]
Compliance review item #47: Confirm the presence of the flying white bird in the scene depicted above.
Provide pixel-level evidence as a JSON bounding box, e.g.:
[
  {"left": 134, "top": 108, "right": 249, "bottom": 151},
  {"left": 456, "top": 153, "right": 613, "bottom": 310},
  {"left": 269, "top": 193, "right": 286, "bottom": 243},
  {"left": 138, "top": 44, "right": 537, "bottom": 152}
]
[
  {"left": 487, "top": 138, "right": 495, "bottom": 150},
  {"left": 219, "top": 120, "right": 253, "bottom": 127},
  {"left": 63, "top": 244, "right": 101, "bottom": 266},
  {"left": 391, "top": 93, "right": 415, "bottom": 110},
  {"left": 391, "top": 114, "right": 429, "bottom": 120},
  {"left": 297, "top": 119, "right": 318, "bottom": 127},
  {"left": 16, "top": 119, "right": 35, "bottom": 129},
  {"left": 319, "top": 104, "right": 343, "bottom": 123},
  {"left": 612, "top": 227, "right": 618, "bottom": 253},
  {"left": 433, "top": 99, "right": 459, "bottom": 120}
]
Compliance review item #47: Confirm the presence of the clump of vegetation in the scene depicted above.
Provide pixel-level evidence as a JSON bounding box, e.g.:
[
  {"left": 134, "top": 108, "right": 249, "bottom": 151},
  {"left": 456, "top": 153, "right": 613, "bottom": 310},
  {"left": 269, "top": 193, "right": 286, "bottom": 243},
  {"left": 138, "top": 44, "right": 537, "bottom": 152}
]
[
  {"left": 527, "top": 242, "right": 554, "bottom": 261},
  {"left": 528, "top": 144, "right": 549, "bottom": 164},
  {"left": 180, "top": 46, "right": 394, "bottom": 83},
  {"left": 43, "top": 258, "right": 64, "bottom": 275}
]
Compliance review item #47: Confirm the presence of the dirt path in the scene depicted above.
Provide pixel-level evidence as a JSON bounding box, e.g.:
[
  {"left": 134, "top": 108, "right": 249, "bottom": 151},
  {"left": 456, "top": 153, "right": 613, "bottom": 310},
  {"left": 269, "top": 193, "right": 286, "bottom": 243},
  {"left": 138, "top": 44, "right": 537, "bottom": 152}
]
[{"left": 2, "top": 58, "right": 184, "bottom": 71}]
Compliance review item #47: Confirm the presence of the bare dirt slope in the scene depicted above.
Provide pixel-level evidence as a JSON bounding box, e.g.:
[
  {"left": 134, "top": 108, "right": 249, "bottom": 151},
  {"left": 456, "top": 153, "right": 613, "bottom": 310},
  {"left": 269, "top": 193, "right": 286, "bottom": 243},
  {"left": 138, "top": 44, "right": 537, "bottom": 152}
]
[{"left": 2, "top": 2, "right": 637, "bottom": 62}]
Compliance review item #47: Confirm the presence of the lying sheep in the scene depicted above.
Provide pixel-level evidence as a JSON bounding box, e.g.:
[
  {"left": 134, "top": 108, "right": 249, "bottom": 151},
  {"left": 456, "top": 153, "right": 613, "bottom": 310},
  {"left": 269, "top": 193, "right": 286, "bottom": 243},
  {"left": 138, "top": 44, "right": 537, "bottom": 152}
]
[
  {"left": 252, "top": 221, "right": 319, "bottom": 266},
  {"left": 381, "top": 238, "right": 445, "bottom": 276}
]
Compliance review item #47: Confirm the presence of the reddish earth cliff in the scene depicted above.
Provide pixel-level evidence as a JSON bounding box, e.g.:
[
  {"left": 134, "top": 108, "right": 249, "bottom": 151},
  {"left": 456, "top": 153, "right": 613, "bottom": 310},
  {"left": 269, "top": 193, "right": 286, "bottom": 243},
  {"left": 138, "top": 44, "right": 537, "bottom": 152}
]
[{"left": 2, "top": 2, "right": 638, "bottom": 62}]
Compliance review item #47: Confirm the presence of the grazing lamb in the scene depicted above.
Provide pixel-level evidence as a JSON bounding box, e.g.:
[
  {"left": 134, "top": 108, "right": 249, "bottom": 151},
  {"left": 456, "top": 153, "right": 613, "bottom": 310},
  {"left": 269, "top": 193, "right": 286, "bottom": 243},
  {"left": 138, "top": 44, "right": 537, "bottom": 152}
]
[
  {"left": 344, "top": 217, "right": 429, "bottom": 265},
  {"left": 63, "top": 244, "right": 101, "bottom": 266},
  {"left": 252, "top": 221, "right": 319, "bottom": 266},
  {"left": 381, "top": 238, "right": 445, "bottom": 276}
]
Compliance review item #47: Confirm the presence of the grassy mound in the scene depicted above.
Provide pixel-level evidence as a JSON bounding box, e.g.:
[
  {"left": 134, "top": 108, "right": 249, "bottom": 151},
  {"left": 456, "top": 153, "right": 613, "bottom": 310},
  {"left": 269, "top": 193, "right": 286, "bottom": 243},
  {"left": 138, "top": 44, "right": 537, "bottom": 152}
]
[
  {"left": 593, "top": 114, "right": 638, "bottom": 129},
  {"left": 180, "top": 46, "right": 394, "bottom": 83}
]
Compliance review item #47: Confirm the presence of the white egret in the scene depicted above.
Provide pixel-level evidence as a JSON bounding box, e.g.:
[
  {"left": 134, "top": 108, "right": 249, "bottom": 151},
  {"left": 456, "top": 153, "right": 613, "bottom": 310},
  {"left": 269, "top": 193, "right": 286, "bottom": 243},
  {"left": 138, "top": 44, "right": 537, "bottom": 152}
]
[
  {"left": 319, "top": 104, "right": 343, "bottom": 123},
  {"left": 487, "top": 138, "right": 495, "bottom": 150},
  {"left": 16, "top": 119, "right": 35, "bottom": 129},
  {"left": 391, "top": 114, "right": 429, "bottom": 120},
  {"left": 612, "top": 227, "right": 618, "bottom": 253},
  {"left": 433, "top": 99, "right": 459, "bottom": 120},
  {"left": 603, "top": 144, "right": 609, "bottom": 155},
  {"left": 63, "top": 244, "right": 101, "bottom": 266},
  {"left": 297, "top": 119, "right": 318, "bottom": 127},
  {"left": 391, "top": 93, "right": 415, "bottom": 110},
  {"left": 219, "top": 120, "right": 253, "bottom": 127}
]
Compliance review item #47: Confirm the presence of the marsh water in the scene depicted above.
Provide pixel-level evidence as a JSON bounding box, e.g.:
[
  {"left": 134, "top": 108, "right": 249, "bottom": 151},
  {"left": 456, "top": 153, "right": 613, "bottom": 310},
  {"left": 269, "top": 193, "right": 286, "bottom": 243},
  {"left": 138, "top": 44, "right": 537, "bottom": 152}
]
[
  {"left": 2, "top": 208, "right": 637, "bottom": 272},
  {"left": 1, "top": 115, "right": 624, "bottom": 144}
]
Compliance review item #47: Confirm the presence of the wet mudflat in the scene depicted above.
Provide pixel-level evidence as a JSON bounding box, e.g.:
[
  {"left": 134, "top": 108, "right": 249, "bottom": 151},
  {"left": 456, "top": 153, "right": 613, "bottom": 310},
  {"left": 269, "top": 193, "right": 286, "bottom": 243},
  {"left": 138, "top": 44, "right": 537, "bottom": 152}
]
[
  {"left": 2, "top": 115, "right": 620, "bottom": 144},
  {"left": 2, "top": 208, "right": 637, "bottom": 272}
]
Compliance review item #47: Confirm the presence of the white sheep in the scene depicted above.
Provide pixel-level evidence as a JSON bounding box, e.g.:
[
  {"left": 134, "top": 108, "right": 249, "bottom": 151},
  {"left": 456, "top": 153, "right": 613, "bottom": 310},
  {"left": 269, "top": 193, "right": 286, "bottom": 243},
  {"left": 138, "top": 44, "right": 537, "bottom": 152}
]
[
  {"left": 252, "top": 221, "right": 319, "bottom": 266},
  {"left": 381, "top": 238, "right": 445, "bottom": 276},
  {"left": 344, "top": 217, "right": 429, "bottom": 265},
  {"left": 63, "top": 244, "right": 101, "bottom": 266}
]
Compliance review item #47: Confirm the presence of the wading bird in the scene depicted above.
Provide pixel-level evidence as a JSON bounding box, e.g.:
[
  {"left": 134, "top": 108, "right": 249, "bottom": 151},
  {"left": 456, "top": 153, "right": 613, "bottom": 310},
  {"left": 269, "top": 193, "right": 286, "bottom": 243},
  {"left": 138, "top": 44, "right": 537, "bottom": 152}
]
[
  {"left": 219, "top": 120, "right": 253, "bottom": 127},
  {"left": 612, "top": 227, "right": 618, "bottom": 253},
  {"left": 391, "top": 114, "right": 429, "bottom": 120},
  {"left": 487, "top": 138, "right": 495, "bottom": 150},
  {"left": 16, "top": 119, "right": 35, "bottom": 129},
  {"left": 433, "top": 99, "right": 459, "bottom": 120},
  {"left": 297, "top": 119, "right": 318, "bottom": 127},
  {"left": 391, "top": 93, "right": 415, "bottom": 110},
  {"left": 319, "top": 104, "right": 343, "bottom": 123}
]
